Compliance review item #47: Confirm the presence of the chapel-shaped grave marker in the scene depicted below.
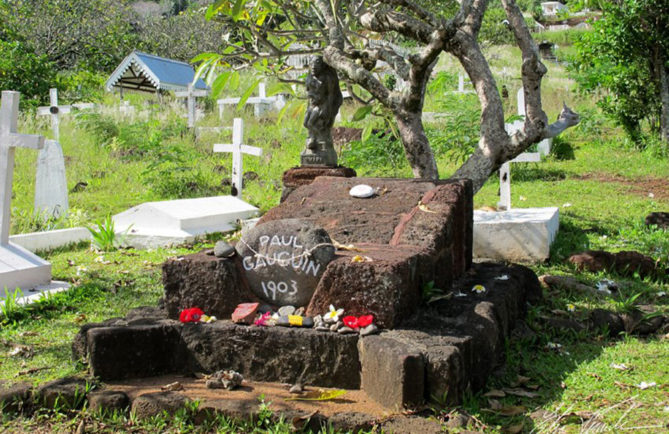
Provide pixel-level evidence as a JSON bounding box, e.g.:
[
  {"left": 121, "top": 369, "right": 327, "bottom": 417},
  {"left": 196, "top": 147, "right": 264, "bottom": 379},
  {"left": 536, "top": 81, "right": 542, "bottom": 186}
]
[
  {"left": 213, "top": 118, "right": 262, "bottom": 198},
  {"left": 35, "top": 88, "right": 69, "bottom": 218},
  {"left": 175, "top": 83, "right": 210, "bottom": 128},
  {"left": 1, "top": 91, "right": 69, "bottom": 297}
]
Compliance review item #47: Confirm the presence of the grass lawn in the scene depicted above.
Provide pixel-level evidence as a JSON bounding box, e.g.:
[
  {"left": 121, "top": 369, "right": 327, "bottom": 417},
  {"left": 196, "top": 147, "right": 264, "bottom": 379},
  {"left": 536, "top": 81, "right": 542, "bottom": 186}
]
[{"left": 2, "top": 40, "right": 668, "bottom": 432}]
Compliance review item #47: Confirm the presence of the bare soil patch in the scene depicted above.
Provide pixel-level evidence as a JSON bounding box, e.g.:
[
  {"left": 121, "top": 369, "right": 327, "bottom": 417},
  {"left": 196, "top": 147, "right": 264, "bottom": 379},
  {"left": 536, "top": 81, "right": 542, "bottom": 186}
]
[
  {"left": 573, "top": 173, "right": 669, "bottom": 201},
  {"left": 106, "top": 374, "right": 392, "bottom": 418}
]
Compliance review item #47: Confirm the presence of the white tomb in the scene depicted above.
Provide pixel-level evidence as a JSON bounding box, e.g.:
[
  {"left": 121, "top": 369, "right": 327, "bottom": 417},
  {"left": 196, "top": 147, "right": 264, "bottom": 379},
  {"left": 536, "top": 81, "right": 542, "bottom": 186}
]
[
  {"left": 0, "top": 91, "right": 68, "bottom": 294},
  {"left": 473, "top": 86, "right": 561, "bottom": 263},
  {"left": 35, "top": 89, "right": 70, "bottom": 218},
  {"left": 473, "top": 207, "right": 559, "bottom": 263},
  {"left": 175, "top": 83, "right": 209, "bottom": 128},
  {"left": 217, "top": 82, "right": 286, "bottom": 119},
  {"left": 113, "top": 196, "right": 259, "bottom": 249},
  {"left": 213, "top": 118, "right": 263, "bottom": 199},
  {"left": 34, "top": 139, "right": 69, "bottom": 219}
]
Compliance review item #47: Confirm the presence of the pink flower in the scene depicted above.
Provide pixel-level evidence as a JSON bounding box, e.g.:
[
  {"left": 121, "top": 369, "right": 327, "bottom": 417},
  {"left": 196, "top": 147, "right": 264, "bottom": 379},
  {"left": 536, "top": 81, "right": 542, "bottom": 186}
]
[{"left": 254, "top": 311, "right": 272, "bottom": 326}]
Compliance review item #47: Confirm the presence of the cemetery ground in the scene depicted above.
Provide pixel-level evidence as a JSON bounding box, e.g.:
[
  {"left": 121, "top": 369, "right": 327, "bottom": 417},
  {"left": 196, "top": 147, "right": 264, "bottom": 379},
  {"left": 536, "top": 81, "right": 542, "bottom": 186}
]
[{"left": 1, "top": 50, "right": 668, "bottom": 431}]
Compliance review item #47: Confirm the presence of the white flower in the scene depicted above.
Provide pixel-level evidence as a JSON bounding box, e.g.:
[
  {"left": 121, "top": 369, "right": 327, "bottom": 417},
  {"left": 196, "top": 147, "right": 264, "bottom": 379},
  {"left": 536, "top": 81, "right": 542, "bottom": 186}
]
[
  {"left": 494, "top": 275, "right": 510, "bottom": 281},
  {"left": 519, "top": 196, "right": 527, "bottom": 201},
  {"left": 546, "top": 342, "right": 562, "bottom": 350},
  {"left": 610, "top": 363, "right": 629, "bottom": 371},
  {"left": 562, "top": 203, "right": 572, "bottom": 208},
  {"left": 454, "top": 291, "right": 468, "bottom": 298},
  {"left": 472, "top": 284, "right": 486, "bottom": 294},
  {"left": 94, "top": 255, "right": 105, "bottom": 263},
  {"left": 324, "top": 304, "right": 344, "bottom": 323},
  {"left": 76, "top": 266, "right": 88, "bottom": 276},
  {"left": 567, "top": 303, "right": 576, "bottom": 312}
]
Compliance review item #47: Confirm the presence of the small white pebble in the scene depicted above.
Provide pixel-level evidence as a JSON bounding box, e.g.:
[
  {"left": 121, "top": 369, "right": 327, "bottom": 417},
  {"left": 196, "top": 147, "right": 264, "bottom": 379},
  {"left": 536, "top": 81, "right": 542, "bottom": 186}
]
[{"left": 349, "top": 184, "right": 375, "bottom": 198}]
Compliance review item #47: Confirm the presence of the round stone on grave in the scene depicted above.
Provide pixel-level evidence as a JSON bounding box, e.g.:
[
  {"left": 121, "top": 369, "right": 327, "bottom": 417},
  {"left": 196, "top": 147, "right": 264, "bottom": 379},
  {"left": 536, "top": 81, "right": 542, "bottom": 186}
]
[{"left": 237, "top": 219, "right": 335, "bottom": 307}]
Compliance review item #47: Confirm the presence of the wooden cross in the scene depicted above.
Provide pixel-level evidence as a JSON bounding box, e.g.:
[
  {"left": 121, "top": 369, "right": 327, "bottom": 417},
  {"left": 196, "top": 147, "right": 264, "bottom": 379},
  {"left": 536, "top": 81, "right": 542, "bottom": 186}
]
[
  {"left": 213, "top": 118, "right": 262, "bottom": 198},
  {"left": 175, "top": 84, "right": 209, "bottom": 128},
  {"left": 37, "top": 88, "right": 71, "bottom": 141},
  {"left": 1, "top": 91, "right": 45, "bottom": 244}
]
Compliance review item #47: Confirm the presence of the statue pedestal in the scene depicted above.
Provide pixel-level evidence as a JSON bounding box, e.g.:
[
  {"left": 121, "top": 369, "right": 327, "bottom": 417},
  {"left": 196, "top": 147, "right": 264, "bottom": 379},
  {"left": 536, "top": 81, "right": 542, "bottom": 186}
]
[{"left": 281, "top": 166, "right": 356, "bottom": 202}]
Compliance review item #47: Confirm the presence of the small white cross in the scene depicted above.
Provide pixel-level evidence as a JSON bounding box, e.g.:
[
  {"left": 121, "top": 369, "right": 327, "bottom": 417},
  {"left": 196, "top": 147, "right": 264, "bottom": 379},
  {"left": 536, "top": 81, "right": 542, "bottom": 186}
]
[
  {"left": 175, "top": 84, "right": 209, "bottom": 128},
  {"left": 213, "top": 118, "right": 262, "bottom": 198},
  {"left": 1, "top": 91, "right": 45, "bottom": 244},
  {"left": 37, "top": 88, "right": 71, "bottom": 141}
]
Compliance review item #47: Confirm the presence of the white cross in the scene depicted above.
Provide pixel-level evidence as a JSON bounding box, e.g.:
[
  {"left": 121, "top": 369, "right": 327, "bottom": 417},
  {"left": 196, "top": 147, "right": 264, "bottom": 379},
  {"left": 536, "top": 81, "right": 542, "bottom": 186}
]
[
  {"left": 213, "top": 118, "right": 262, "bottom": 198},
  {"left": 1, "top": 91, "right": 45, "bottom": 244},
  {"left": 37, "top": 89, "right": 71, "bottom": 141},
  {"left": 175, "top": 84, "right": 209, "bottom": 128}
]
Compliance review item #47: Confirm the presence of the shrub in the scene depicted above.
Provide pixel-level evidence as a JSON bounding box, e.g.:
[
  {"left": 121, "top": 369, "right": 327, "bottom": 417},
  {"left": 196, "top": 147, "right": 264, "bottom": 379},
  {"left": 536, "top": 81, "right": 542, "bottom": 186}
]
[{"left": 0, "top": 40, "right": 56, "bottom": 108}]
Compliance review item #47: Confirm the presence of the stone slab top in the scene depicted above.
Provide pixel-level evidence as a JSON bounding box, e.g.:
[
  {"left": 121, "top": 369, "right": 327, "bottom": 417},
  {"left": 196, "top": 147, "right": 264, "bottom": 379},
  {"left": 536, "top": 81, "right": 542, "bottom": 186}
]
[
  {"left": 261, "top": 177, "right": 469, "bottom": 246},
  {"left": 474, "top": 207, "right": 559, "bottom": 223}
]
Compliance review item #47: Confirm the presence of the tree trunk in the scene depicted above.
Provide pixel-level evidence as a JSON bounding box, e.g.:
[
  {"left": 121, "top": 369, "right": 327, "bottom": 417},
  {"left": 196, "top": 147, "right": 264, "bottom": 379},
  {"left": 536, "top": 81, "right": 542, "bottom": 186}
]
[
  {"left": 395, "top": 111, "right": 439, "bottom": 179},
  {"left": 660, "top": 63, "right": 669, "bottom": 144}
]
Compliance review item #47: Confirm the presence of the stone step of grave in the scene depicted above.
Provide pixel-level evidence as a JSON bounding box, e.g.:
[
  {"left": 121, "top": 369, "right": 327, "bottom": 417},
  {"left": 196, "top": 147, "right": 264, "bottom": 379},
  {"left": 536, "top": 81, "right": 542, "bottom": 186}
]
[
  {"left": 473, "top": 207, "right": 560, "bottom": 263},
  {"left": 9, "top": 227, "right": 90, "bottom": 253},
  {"left": 113, "top": 196, "right": 259, "bottom": 249},
  {"left": 0, "top": 243, "right": 52, "bottom": 291},
  {"left": 0, "top": 280, "right": 70, "bottom": 307},
  {"left": 73, "top": 262, "right": 541, "bottom": 410}
]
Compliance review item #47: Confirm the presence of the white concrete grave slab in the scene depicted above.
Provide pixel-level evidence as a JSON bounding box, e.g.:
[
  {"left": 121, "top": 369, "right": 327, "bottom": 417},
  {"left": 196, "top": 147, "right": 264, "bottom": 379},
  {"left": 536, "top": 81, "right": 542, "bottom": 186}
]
[
  {"left": 175, "top": 83, "right": 210, "bottom": 128},
  {"left": 9, "top": 227, "right": 90, "bottom": 253},
  {"left": 113, "top": 195, "right": 259, "bottom": 249},
  {"left": 217, "top": 82, "right": 285, "bottom": 119},
  {"left": 474, "top": 207, "right": 559, "bottom": 263},
  {"left": 213, "top": 118, "right": 263, "bottom": 198},
  {"left": 1, "top": 91, "right": 69, "bottom": 294}
]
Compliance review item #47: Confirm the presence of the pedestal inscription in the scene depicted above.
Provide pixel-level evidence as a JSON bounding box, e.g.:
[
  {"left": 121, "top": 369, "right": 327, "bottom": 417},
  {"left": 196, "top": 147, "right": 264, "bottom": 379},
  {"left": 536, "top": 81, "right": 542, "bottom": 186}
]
[{"left": 236, "top": 219, "right": 335, "bottom": 307}]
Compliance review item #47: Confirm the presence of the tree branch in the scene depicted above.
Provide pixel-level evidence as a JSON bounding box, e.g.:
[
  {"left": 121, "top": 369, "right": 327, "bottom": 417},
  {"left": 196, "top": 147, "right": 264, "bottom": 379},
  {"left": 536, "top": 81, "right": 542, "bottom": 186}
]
[{"left": 359, "top": 9, "right": 434, "bottom": 44}]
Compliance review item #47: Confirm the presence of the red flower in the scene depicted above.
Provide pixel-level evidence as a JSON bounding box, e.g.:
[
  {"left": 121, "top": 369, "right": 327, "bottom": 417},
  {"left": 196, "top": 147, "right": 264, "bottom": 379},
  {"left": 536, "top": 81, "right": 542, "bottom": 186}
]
[
  {"left": 342, "top": 314, "right": 375, "bottom": 329},
  {"left": 357, "top": 315, "right": 374, "bottom": 328},
  {"left": 180, "top": 307, "right": 204, "bottom": 323},
  {"left": 342, "top": 315, "right": 359, "bottom": 328}
]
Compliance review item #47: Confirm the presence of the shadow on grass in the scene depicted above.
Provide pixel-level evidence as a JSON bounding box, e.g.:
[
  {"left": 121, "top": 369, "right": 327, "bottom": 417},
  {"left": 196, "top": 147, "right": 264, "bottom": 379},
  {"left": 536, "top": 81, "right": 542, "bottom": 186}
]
[{"left": 459, "top": 320, "right": 610, "bottom": 432}]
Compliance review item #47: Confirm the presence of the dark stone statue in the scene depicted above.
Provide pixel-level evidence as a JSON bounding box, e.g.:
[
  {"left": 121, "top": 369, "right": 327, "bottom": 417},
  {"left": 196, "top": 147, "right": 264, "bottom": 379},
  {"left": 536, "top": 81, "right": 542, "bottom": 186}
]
[{"left": 301, "top": 56, "right": 343, "bottom": 167}]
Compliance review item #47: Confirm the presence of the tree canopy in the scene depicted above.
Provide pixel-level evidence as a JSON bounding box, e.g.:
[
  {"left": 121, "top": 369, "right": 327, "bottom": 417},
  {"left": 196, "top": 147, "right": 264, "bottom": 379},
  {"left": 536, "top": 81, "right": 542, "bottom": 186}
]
[
  {"left": 199, "top": 0, "right": 579, "bottom": 191},
  {"left": 571, "top": 0, "right": 669, "bottom": 145}
]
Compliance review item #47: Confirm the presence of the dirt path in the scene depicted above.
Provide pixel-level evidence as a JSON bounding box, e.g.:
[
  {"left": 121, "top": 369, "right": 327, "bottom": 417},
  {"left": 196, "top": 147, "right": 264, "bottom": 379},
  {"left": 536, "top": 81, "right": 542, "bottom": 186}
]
[{"left": 573, "top": 173, "right": 669, "bottom": 202}]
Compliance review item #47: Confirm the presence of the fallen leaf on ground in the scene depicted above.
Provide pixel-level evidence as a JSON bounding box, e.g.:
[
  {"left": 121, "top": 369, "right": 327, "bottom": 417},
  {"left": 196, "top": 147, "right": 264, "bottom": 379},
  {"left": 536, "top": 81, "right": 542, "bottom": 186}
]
[
  {"left": 503, "top": 388, "right": 540, "bottom": 398},
  {"left": 18, "top": 331, "right": 38, "bottom": 337},
  {"left": 292, "top": 410, "right": 319, "bottom": 430},
  {"left": 15, "top": 367, "right": 49, "bottom": 376},
  {"left": 503, "top": 423, "right": 524, "bottom": 433},
  {"left": 8, "top": 345, "right": 34, "bottom": 358},
  {"left": 497, "top": 405, "right": 527, "bottom": 416},
  {"left": 488, "top": 399, "right": 502, "bottom": 410},
  {"left": 637, "top": 381, "right": 657, "bottom": 390},
  {"left": 483, "top": 389, "right": 506, "bottom": 398},
  {"left": 614, "top": 381, "right": 632, "bottom": 389},
  {"left": 286, "top": 389, "right": 346, "bottom": 401},
  {"left": 587, "top": 372, "right": 602, "bottom": 380},
  {"left": 161, "top": 381, "right": 184, "bottom": 391},
  {"left": 610, "top": 363, "right": 631, "bottom": 371}
]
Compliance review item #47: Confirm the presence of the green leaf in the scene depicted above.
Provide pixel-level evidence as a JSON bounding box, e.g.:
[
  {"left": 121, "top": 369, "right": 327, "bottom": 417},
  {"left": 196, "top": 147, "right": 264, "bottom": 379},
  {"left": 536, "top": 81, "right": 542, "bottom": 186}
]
[
  {"left": 237, "top": 79, "right": 261, "bottom": 111},
  {"left": 286, "top": 389, "right": 347, "bottom": 401},
  {"left": 351, "top": 105, "right": 373, "bottom": 122},
  {"left": 211, "top": 72, "right": 231, "bottom": 98},
  {"left": 231, "top": 0, "right": 246, "bottom": 21},
  {"left": 361, "top": 124, "right": 373, "bottom": 142}
]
